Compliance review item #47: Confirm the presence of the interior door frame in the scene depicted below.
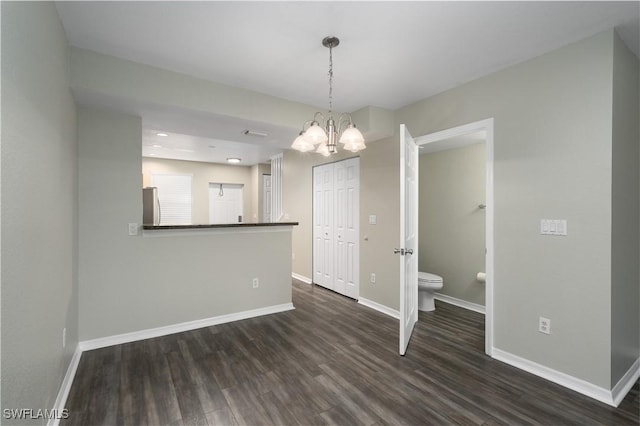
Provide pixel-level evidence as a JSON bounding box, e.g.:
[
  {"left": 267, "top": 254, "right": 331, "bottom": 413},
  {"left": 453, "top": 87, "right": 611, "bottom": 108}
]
[{"left": 414, "top": 118, "right": 495, "bottom": 356}]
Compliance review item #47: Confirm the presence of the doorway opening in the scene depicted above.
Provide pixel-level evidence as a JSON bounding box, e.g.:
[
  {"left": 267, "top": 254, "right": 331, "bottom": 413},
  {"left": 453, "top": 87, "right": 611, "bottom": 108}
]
[{"left": 415, "top": 119, "right": 494, "bottom": 356}]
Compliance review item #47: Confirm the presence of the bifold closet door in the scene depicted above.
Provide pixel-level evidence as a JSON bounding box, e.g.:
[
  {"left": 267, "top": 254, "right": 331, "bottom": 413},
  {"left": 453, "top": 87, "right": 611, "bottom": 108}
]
[
  {"left": 313, "top": 158, "right": 359, "bottom": 299},
  {"left": 334, "top": 158, "right": 359, "bottom": 299},
  {"left": 313, "top": 163, "right": 334, "bottom": 290}
]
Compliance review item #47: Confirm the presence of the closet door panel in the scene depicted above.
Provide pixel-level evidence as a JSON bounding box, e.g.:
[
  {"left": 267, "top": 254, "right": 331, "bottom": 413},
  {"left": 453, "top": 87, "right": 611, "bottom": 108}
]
[
  {"left": 344, "top": 158, "right": 360, "bottom": 299},
  {"left": 313, "top": 163, "right": 334, "bottom": 290},
  {"left": 334, "top": 161, "right": 347, "bottom": 294},
  {"left": 321, "top": 166, "right": 334, "bottom": 289},
  {"left": 313, "top": 171, "right": 324, "bottom": 286}
]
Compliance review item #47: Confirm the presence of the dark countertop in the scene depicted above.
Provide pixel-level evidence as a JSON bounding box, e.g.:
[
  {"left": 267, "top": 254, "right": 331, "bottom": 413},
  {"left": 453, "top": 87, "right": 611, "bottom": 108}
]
[{"left": 143, "top": 222, "right": 299, "bottom": 230}]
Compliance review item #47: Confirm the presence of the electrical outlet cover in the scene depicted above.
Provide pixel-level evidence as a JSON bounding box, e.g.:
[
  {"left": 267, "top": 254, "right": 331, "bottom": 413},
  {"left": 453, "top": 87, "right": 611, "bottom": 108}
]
[{"left": 538, "top": 317, "right": 551, "bottom": 334}]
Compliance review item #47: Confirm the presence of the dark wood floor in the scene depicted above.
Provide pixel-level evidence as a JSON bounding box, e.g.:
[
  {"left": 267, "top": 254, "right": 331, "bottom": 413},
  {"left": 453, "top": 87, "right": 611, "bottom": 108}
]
[{"left": 63, "top": 280, "right": 639, "bottom": 425}]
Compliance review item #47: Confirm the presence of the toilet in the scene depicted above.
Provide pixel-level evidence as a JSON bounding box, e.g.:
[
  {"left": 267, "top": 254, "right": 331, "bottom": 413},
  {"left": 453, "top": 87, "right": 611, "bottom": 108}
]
[{"left": 418, "top": 272, "right": 443, "bottom": 312}]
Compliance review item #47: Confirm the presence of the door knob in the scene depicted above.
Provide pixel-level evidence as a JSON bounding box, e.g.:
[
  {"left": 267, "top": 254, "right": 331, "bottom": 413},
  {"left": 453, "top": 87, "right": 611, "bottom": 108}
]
[
  {"left": 405, "top": 249, "right": 414, "bottom": 255},
  {"left": 393, "top": 248, "right": 405, "bottom": 255}
]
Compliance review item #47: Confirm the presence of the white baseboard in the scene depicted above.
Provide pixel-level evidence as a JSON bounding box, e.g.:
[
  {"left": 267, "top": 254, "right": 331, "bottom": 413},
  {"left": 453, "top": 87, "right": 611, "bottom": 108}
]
[
  {"left": 292, "top": 273, "right": 312, "bottom": 284},
  {"left": 79, "top": 303, "right": 295, "bottom": 351},
  {"left": 434, "top": 293, "right": 485, "bottom": 314},
  {"left": 47, "top": 346, "right": 82, "bottom": 426},
  {"left": 358, "top": 297, "right": 400, "bottom": 319},
  {"left": 492, "top": 348, "right": 638, "bottom": 407},
  {"left": 611, "top": 357, "right": 640, "bottom": 406}
]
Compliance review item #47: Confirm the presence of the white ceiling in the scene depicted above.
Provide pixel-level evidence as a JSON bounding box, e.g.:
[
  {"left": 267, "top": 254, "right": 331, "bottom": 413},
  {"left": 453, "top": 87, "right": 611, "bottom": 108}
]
[{"left": 56, "top": 1, "right": 640, "bottom": 165}]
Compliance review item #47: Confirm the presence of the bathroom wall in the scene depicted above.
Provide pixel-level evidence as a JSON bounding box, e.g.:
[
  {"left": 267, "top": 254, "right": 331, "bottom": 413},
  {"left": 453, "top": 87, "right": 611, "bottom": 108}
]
[{"left": 418, "top": 143, "right": 486, "bottom": 306}]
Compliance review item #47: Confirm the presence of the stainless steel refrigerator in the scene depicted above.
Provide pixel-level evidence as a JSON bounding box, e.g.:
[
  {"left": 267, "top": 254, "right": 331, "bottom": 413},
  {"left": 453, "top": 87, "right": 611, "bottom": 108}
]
[{"left": 143, "top": 187, "right": 161, "bottom": 225}]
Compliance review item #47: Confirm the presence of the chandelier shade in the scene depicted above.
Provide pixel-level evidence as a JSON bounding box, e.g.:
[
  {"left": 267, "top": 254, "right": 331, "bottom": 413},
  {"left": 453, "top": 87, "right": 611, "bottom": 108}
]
[
  {"left": 304, "top": 122, "right": 328, "bottom": 145},
  {"left": 291, "top": 36, "right": 366, "bottom": 155},
  {"left": 316, "top": 142, "right": 331, "bottom": 156},
  {"left": 291, "top": 132, "right": 315, "bottom": 152},
  {"left": 339, "top": 124, "right": 365, "bottom": 145}
]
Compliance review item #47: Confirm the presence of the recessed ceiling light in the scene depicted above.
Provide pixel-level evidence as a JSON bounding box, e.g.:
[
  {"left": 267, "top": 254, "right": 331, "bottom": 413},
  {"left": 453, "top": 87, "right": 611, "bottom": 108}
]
[
  {"left": 208, "top": 145, "right": 216, "bottom": 149},
  {"left": 149, "top": 153, "right": 157, "bottom": 156},
  {"left": 152, "top": 144, "right": 162, "bottom": 148},
  {"left": 227, "top": 158, "right": 241, "bottom": 164},
  {"left": 156, "top": 132, "right": 169, "bottom": 137},
  {"left": 175, "top": 148, "right": 195, "bottom": 153}
]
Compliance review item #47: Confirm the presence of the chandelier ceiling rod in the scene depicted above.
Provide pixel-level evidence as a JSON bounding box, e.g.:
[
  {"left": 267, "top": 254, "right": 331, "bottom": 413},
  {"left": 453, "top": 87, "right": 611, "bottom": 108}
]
[{"left": 324, "top": 36, "right": 338, "bottom": 116}]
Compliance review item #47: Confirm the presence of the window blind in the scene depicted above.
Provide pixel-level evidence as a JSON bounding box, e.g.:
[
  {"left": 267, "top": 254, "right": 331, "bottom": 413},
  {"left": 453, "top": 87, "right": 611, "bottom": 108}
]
[{"left": 151, "top": 173, "right": 192, "bottom": 225}]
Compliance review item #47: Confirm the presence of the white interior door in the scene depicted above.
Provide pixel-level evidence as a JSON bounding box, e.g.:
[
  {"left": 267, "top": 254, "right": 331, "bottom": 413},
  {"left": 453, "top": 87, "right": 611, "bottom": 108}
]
[
  {"left": 399, "top": 124, "right": 419, "bottom": 355},
  {"left": 313, "top": 164, "right": 334, "bottom": 289},
  {"left": 209, "top": 183, "right": 244, "bottom": 224},
  {"left": 343, "top": 158, "right": 360, "bottom": 299},
  {"left": 334, "top": 158, "right": 360, "bottom": 299},
  {"left": 313, "top": 169, "right": 324, "bottom": 285},
  {"left": 262, "top": 174, "right": 272, "bottom": 222},
  {"left": 334, "top": 162, "right": 347, "bottom": 295}
]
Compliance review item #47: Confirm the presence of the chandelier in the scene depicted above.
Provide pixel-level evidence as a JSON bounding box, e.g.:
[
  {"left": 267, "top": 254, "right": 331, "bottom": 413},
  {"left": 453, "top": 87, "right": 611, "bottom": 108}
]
[{"left": 291, "top": 36, "right": 366, "bottom": 156}]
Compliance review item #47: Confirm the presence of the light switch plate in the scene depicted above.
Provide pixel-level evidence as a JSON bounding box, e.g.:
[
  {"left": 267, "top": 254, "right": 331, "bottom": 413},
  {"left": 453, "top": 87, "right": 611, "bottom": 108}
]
[
  {"left": 540, "top": 219, "right": 567, "bottom": 236},
  {"left": 369, "top": 215, "right": 377, "bottom": 225},
  {"left": 128, "top": 223, "right": 138, "bottom": 236}
]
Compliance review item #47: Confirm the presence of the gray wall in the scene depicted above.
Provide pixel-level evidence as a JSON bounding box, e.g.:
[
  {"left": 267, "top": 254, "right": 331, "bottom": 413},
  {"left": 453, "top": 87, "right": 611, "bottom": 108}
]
[
  {"left": 2, "top": 6, "right": 636, "bottom": 415},
  {"left": 358, "top": 138, "right": 402, "bottom": 308},
  {"left": 70, "top": 47, "right": 321, "bottom": 136},
  {"left": 283, "top": 137, "right": 400, "bottom": 310},
  {"left": 1, "top": 1, "right": 78, "bottom": 421},
  {"left": 78, "top": 108, "right": 292, "bottom": 341},
  {"left": 397, "top": 30, "right": 616, "bottom": 388},
  {"left": 285, "top": 32, "right": 639, "bottom": 391},
  {"left": 610, "top": 33, "right": 640, "bottom": 386},
  {"left": 419, "top": 144, "right": 486, "bottom": 306}
]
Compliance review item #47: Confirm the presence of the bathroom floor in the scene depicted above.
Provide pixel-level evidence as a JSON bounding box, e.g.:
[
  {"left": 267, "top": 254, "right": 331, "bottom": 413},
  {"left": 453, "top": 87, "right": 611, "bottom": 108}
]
[{"left": 63, "top": 280, "right": 639, "bottom": 425}]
